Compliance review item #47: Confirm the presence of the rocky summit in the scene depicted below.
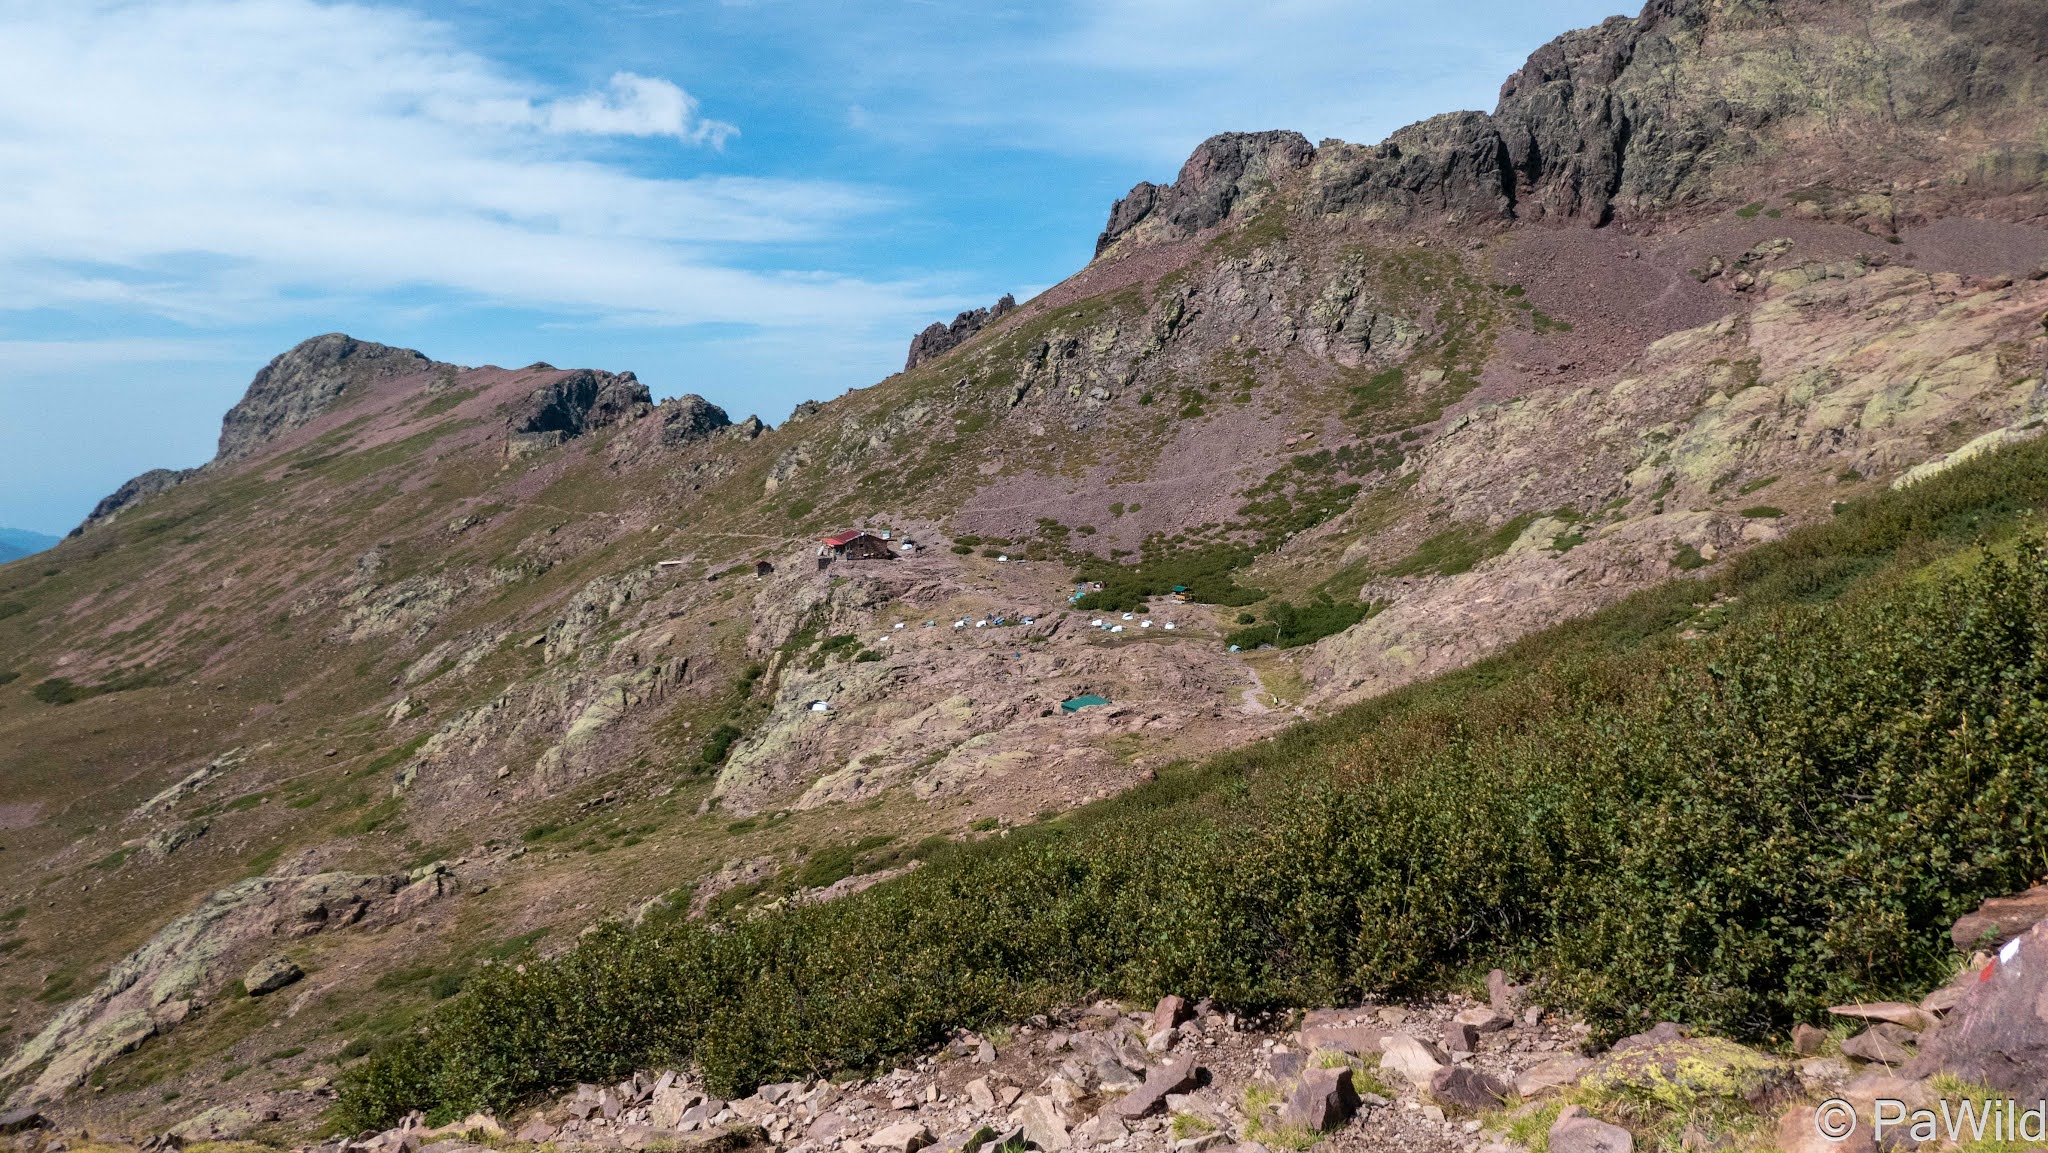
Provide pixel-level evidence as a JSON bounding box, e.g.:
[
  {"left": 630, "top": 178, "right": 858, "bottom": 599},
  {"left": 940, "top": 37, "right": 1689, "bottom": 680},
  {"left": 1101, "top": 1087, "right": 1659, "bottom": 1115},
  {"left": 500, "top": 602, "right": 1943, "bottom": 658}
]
[{"left": 3, "top": 1, "right": 2048, "bottom": 1151}]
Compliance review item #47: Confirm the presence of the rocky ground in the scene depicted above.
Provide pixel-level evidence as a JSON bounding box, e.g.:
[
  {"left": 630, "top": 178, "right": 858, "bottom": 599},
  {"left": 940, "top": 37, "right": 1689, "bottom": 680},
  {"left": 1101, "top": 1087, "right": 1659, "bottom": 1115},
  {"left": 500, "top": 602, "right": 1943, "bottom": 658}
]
[{"left": 7, "top": 883, "right": 2035, "bottom": 1153}]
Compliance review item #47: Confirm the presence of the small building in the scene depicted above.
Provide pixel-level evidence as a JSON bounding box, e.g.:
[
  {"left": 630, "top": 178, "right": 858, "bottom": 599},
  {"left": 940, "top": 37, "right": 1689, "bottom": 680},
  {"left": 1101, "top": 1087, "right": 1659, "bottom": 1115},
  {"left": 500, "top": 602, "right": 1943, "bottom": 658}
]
[
  {"left": 755, "top": 560, "right": 775, "bottom": 577},
  {"left": 821, "top": 530, "right": 895, "bottom": 561},
  {"left": 1060, "top": 694, "right": 1111, "bottom": 714}
]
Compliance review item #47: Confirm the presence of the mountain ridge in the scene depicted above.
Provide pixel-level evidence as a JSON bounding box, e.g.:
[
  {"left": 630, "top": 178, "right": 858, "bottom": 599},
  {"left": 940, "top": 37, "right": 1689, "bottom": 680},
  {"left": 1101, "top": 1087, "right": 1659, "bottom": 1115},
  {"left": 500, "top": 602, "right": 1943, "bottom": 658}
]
[{"left": 2, "top": 0, "right": 2047, "bottom": 1138}]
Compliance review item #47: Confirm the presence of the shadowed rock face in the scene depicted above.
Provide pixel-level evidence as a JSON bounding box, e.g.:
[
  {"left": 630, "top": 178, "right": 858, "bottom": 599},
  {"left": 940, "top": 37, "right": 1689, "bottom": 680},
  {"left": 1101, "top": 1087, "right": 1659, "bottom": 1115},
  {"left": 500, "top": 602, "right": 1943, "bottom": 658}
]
[
  {"left": 659, "top": 394, "right": 736, "bottom": 446},
  {"left": 506, "top": 369, "right": 654, "bottom": 448},
  {"left": 905, "top": 294, "right": 1018, "bottom": 371},
  {"left": 217, "top": 334, "right": 442, "bottom": 463}
]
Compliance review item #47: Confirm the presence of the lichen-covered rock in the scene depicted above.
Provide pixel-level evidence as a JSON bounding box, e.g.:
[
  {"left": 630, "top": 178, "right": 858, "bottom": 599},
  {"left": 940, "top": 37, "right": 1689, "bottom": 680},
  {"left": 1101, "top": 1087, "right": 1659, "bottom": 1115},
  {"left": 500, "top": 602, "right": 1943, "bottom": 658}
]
[
  {"left": 241, "top": 955, "right": 302, "bottom": 996},
  {"left": 1580, "top": 1025, "right": 1796, "bottom": 1112},
  {"left": 0, "top": 871, "right": 402, "bottom": 1105}
]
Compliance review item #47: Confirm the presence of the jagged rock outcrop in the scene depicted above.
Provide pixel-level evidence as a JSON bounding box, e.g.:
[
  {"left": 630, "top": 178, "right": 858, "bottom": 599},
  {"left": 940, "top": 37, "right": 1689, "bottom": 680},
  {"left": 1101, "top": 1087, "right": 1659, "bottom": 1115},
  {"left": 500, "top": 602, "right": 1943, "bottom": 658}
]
[
  {"left": 217, "top": 334, "right": 443, "bottom": 463},
  {"left": 68, "top": 467, "right": 197, "bottom": 536},
  {"left": 506, "top": 369, "right": 654, "bottom": 453},
  {"left": 658, "top": 395, "right": 736, "bottom": 446},
  {"left": 1096, "top": 131, "right": 1315, "bottom": 254},
  {"left": 905, "top": 294, "right": 1018, "bottom": 370},
  {"left": 1101, "top": 0, "right": 2048, "bottom": 250}
]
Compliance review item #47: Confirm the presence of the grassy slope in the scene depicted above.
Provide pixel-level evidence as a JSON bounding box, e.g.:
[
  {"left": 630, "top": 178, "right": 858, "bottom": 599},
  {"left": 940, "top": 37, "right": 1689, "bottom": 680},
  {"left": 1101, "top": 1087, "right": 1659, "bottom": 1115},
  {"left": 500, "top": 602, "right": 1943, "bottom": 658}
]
[{"left": 337, "top": 434, "right": 2048, "bottom": 1127}]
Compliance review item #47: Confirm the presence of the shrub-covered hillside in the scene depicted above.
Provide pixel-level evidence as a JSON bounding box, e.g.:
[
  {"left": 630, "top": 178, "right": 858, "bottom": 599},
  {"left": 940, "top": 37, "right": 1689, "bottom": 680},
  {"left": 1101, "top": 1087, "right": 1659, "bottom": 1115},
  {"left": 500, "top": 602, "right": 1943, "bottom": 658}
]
[{"left": 338, "top": 436, "right": 2048, "bottom": 1129}]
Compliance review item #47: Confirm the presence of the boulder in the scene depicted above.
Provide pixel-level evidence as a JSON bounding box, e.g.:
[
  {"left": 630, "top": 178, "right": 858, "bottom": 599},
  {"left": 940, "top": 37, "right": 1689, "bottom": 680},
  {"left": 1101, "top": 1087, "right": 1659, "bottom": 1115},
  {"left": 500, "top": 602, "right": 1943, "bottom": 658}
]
[
  {"left": 1151, "top": 994, "right": 1192, "bottom": 1036},
  {"left": 966, "top": 1078, "right": 998, "bottom": 1112},
  {"left": 1070, "top": 1113, "right": 1127, "bottom": 1146},
  {"left": 1487, "top": 969, "right": 1524, "bottom": 1014},
  {"left": 1581, "top": 1032, "right": 1794, "bottom": 1111},
  {"left": 1377, "top": 1035, "right": 1447, "bottom": 1084},
  {"left": 1826, "top": 1002, "right": 1935, "bottom": 1033},
  {"left": 932, "top": 1125, "right": 998, "bottom": 1153},
  {"left": 806, "top": 1114, "right": 852, "bottom": 1142},
  {"left": 1774, "top": 1104, "right": 1874, "bottom": 1153},
  {"left": 1111, "top": 1054, "right": 1199, "bottom": 1119},
  {"left": 1267, "top": 1050, "right": 1306, "bottom": 1081},
  {"left": 1444, "top": 1022, "right": 1479, "bottom": 1054},
  {"left": 1840, "top": 1026, "right": 1913, "bottom": 1066},
  {"left": 1513, "top": 1055, "right": 1591, "bottom": 1098},
  {"left": 1452, "top": 1007, "right": 1512, "bottom": 1033},
  {"left": 513, "top": 1120, "right": 557, "bottom": 1143},
  {"left": 1549, "top": 1106, "right": 1633, "bottom": 1153},
  {"left": 1950, "top": 883, "right": 2048, "bottom": 951},
  {"left": 243, "top": 955, "right": 304, "bottom": 996},
  {"left": 1428, "top": 1066, "right": 1511, "bottom": 1112},
  {"left": 1905, "top": 918, "right": 2048, "bottom": 1091},
  {"left": 868, "top": 1121, "right": 936, "bottom": 1153},
  {"left": 1279, "top": 1067, "right": 1359, "bottom": 1132},
  {"left": 1790, "top": 1024, "right": 1828, "bottom": 1057},
  {"left": 0, "top": 1111, "right": 47, "bottom": 1135},
  {"left": 1011, "top": 1095, "right": 1068, "bottom": 1150}
]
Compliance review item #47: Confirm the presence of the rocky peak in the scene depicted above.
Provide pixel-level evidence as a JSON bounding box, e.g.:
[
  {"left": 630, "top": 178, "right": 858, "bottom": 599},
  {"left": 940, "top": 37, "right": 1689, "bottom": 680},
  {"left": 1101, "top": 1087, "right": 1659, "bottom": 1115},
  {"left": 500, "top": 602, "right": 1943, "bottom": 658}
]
[
  {"left": 1104, "top": 0, "right": 2048, "bottom": 248},
  {"left": 905, "top": 293, "right": 1018, "bottom": 371},
  {"left": 1095, "top": 131, "right": 1315, "bottom": 255},
  {"left": 506, "top": 369, "right": 654, "bottom": 451},
  {"left": 216, "top": 334, "right": 443, "bottom": 464},
  {"left": 658, "top": 394, "right": 737, "bottom": 446}
]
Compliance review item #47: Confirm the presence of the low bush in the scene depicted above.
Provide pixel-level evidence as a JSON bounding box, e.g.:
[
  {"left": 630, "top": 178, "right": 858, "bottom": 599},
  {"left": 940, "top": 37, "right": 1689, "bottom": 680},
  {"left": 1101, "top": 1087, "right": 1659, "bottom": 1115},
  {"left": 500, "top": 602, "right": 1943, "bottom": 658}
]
[{"left": 337, "top": 440, "right": 2048, "bottom": 1131}]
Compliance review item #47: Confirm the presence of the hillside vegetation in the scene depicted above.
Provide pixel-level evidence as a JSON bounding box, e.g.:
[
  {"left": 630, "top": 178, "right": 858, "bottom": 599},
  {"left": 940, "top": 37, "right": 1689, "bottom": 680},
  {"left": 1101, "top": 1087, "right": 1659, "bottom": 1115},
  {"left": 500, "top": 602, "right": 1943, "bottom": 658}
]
[{"left": 338, "top": 435, "right": 2048, "bottom": 1129}]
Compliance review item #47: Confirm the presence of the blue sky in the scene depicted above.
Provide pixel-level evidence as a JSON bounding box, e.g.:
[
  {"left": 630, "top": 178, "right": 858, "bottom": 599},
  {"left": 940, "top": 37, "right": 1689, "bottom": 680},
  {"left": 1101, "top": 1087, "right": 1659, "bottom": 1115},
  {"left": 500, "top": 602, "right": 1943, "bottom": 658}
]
[{"left": 0, "top": 0, "right": 1626, "bottom": 536}]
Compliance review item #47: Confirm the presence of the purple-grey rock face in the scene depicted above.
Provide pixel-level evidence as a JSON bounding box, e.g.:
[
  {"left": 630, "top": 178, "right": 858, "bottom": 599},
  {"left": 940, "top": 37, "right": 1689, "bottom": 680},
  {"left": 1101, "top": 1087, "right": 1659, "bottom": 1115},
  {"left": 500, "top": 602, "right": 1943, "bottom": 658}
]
[
  {"left": 1096, "top": 131, "right": 1315, "bottom": 254},
  {"left": 1908, "top": 917, "right": 2048, "bottom": 1092},
  {"left": 506, "top": 369, "right": 654, "bottom": 445},
  {"left": 1097, "top": 0, "right": 2048, "bottom": 249},
  {"left": 657, "top": 394, "right": 735, "bottom": 446},
  {"left": 217, "top": 334, "right": 441, "bottom": 463},
  {"left": 905, "top": 294, "right": 1018, "bottom": 371}
]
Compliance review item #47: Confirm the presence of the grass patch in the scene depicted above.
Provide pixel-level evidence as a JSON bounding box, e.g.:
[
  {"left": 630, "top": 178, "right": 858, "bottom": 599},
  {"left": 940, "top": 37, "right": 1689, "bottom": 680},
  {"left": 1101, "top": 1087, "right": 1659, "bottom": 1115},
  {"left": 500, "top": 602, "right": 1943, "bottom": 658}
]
[
  {"left": 1386, "top": 514, "right": 1538, "bottom": 577},
  {"left": 1741, "top": 506, "right": 1785, "bottom": 519}
]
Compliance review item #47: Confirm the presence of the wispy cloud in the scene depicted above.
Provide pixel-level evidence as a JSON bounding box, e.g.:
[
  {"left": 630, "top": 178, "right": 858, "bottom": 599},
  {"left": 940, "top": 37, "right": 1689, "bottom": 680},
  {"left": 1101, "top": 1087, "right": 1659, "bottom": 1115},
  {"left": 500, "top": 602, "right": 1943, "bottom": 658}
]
[
  {"left": 0, "top": 0, "right": 934, "bottom": 328},
  {"left": 445, "top": 71, "right": 740, "bottom": 146}
]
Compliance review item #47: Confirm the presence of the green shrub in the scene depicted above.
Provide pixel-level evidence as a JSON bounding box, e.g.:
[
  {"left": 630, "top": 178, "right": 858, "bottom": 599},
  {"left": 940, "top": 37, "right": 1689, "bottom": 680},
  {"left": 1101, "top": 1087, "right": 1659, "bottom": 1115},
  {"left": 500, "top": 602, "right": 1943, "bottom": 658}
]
[
  {"left": 1741, "top": 506, "right": 1785, "bottom": 519},
  {"left": 338, "top": 440, "right": 2048, "bottom": 1131},
  {"left": 1226, "top": 595, "right": 1374, "bottom": 650}
]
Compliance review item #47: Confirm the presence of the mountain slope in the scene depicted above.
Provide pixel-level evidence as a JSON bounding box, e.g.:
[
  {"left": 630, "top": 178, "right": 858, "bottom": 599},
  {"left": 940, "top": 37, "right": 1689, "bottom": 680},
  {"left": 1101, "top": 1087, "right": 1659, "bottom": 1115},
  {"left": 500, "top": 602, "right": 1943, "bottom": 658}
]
[{"left": 1, "top": 0, "right": 2046, "bottom": 1136}]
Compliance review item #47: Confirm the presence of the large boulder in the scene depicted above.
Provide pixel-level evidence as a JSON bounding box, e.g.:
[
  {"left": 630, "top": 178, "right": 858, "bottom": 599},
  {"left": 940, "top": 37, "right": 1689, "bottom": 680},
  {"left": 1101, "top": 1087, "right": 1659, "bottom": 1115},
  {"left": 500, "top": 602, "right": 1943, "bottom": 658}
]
[
  {"left": 242, "top": 955, "right": 303, "bottom": 996},
  {"left": 505, "top": 368, "right": 653, "bottom": 452},
  {"left": 1580, "top": 1025, "right": 1795, "bottom": 1111},
  {"left": 1279, "top": 1067, "right": 1359, "bottom": 1132},
  {"left": 1950, "top": 883, "right": 2048, "bottom": 951},
  {"left": 1905, "top": 916, "right": 2048, "bottom": 1091},
  {"left": 1549, "top": 1105, "right": 1632, "bottom": 1153}
]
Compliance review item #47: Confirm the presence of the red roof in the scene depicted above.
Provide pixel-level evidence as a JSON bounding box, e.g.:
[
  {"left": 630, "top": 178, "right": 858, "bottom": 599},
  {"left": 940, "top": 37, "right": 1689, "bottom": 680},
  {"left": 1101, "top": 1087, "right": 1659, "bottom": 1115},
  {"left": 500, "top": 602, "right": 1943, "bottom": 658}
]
[{"left": 821, "top": 530, "right": 869, "bottom": 547}]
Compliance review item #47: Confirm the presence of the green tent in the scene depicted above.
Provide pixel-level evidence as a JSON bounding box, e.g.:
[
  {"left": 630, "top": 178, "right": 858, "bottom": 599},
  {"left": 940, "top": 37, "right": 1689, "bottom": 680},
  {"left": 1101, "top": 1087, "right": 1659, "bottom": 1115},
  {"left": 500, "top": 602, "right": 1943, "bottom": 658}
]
[{"left": 1060, "top": 694, "right": 1110, "bottom": 713}]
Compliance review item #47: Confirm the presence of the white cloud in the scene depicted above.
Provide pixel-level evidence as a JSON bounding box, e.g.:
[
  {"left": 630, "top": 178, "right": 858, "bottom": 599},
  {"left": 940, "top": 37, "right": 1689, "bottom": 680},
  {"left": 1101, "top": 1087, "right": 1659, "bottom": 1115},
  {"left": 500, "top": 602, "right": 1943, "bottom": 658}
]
[
  {"left": 0, "top": 0, "right": 938, "bottom": 328},
  {"left": 451, "top": 71, "right": 740, "bottom": 146}
]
